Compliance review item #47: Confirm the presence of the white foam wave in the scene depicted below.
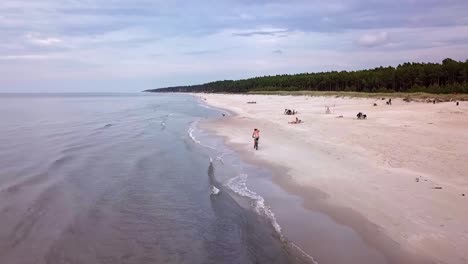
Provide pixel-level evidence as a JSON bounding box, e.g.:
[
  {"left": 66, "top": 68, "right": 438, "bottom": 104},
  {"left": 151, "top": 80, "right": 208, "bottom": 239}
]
[
  {"left": 226, "top": 174, "right": 283, "bottom": 237},
  {"left": 290, "top": 242, "right": 319, "bottom": 264},
  {"left": 198, "top": 102, "right": 216, "bottom": 111},
  {"left": 188, "top": 127, "right": 216, "bottom": 150},
  {"left": 215, "top": 153, "right": 225, "bottom": 164},
  {"left": 211, "top": 186, "right": 220, "bottom": 195},
  {"left": 227, "top": 174, "right": 319, "bottom": 263}
]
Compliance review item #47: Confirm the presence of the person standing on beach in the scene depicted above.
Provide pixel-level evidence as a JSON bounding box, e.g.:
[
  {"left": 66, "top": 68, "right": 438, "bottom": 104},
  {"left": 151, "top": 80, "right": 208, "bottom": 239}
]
[{"left": 252, "top": 128, "right": 260, "bottom": 150}]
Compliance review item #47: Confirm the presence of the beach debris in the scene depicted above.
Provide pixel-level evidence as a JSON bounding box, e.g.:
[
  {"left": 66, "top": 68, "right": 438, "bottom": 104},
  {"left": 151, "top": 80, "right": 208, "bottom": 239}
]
[
  {"left": 433, "top": 186, "right": 443, "bottom": 190},
  {"left": 462, "top": 193, "right": 465, "bottom": 196},
  {"left": 373, "top": 103, "right": 378, "bottom": 106},
  {"left": 222, "top": 113, "right": 225, "bottom": 116},
  {"left": 381, "top": 98, "right": 386, "bottom": 100},
  {"left": 415, "top": 177, "right": 420, "bottom": 183},
  {"left": 247, "top": 101, "right": 257, "bottom": 104},
  {"left": 336, "top": 115, "right": 344, "bottom": 118},
  {"left": 403, "top": 97, "right": 411, "bottom": 103}
]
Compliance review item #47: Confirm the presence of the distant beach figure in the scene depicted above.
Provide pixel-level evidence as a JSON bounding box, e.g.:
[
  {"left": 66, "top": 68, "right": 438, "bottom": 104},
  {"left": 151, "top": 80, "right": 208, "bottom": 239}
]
[
  {"left": 289, "top": 117, "right": 303, "bottom": 124},
  {"left": 456, "top": 102, "right": 459, "bottom": 106},
  {"left": 356, "top": 112, "right": 367, "bottom": 119},
  {"left": 252, "top": 128, "right": 260, "bottom": 150},
  {"left": 386, "top": 98, "right": 392, "bottom": 105},
  {"left": 284, "top": 109, "right": 296, "bottom": 115}
]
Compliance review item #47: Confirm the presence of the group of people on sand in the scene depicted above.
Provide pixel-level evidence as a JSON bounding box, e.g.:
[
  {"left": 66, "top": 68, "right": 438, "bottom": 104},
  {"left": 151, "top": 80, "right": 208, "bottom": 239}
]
[
  {"left": 356, "top": 112, "right": 367, "bottom": 119},
  {"left": 289, "top": 117, "right": 303, "bottom": 124},
  {"left": 284, "top": 108, "right": 303, "bottom": 124},
  {"left": 251, "top": 107, "right": 304, "bottom": 150},
  {"left": 284, "top": 109, "right": 297, "bottom": 115}
]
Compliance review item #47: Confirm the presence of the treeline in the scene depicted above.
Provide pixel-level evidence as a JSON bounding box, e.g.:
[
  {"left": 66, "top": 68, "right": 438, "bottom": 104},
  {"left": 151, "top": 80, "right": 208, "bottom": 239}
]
[{"left": 145, "top": 58, "right": 468, "bottom": 94}]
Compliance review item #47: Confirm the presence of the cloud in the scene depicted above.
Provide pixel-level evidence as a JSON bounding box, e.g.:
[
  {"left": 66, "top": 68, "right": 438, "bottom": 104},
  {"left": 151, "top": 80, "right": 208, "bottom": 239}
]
[
  {"left": 273, "top": 49, "right": 283, "bottom": 54},
  {"left": 232, "top": 29, "right": 290, "bottom": 37},
  {"left": 0, "top": 0, "right": 468, "bottom": 92},
  {"left": 0, "top": 54, "right": 50, "bottom": 60},
  {"left": 356, "top": 32, "right": 389, "bottom": 47},
  {"left": 182, "top": 50, "right": 220, "bottom": 55},
  {"left": 26, "top": 33, "right": 63, "bottom": 46}
]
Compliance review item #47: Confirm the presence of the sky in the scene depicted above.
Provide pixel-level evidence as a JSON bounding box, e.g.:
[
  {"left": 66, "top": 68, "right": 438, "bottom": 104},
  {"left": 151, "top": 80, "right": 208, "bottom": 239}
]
[{"left": 1, "top": 0, "right": 468, "bottom": 92}]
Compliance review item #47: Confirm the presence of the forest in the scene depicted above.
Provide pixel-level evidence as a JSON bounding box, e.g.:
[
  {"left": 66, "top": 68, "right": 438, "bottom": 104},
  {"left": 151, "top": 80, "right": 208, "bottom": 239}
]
[{"left": 145, "top": 58, "right": 468, "bottom": 94}]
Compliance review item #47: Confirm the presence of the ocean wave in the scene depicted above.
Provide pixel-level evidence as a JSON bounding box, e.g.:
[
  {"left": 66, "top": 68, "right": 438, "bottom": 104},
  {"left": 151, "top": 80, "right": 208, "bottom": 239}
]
[
  {"left": 198, "top": 102, "right": 216, "bottom": 111},
  {"left": 226, "top": 174, "right": 283, "bottom": 237},
  {"left": 215, "top": 153, "right": 225, "bottom": 164},
  {"left": 290, "top": 242, "right": 319, "bottom": 264},
  {"left": 211, "top": 185, "right": 220, "bottom": 195},
  {"left": 188, "top": 127, "right": 216, "bottom": 150},
  {"left": 194, "top": 96, "right": 225, "bottom": 114},
  {"left": 227, "top": 174, "right": 318, "bottom": 264}
]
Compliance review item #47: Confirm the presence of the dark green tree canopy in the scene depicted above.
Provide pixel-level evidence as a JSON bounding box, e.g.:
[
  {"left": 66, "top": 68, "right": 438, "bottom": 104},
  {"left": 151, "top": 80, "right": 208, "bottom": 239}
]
[{"left": 146, "top": 59, "right": 468, "bottom": 94}]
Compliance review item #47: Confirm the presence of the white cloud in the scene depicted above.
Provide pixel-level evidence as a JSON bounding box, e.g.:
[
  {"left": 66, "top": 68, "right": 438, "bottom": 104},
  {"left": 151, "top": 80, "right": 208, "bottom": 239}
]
[
  {"left": 26, "top": 33, "right": 63, "bottom": 46},
  {"left": 356, "top": 32, "right": 389, "bottom": 47},
  {"left": 1, "top": 0, "right": 468, "bottom": 92},
  {"left": 0, "top": 54, "right": 50, "bottom": 60}
]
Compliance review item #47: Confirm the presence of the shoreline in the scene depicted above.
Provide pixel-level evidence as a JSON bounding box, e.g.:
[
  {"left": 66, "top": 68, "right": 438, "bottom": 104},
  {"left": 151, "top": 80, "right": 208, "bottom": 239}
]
[
  {"left": 198, "top": 93, "right": 468, "bottom": 264},
  {"left": 200, "top": 115, "right": 427, "bottom": 264}
]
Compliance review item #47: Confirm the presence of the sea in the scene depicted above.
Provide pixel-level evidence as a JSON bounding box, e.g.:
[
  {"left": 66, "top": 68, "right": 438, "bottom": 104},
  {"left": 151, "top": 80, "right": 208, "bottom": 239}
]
[{"left": 0, "top": 93, "right": 313, "bottom": 264}]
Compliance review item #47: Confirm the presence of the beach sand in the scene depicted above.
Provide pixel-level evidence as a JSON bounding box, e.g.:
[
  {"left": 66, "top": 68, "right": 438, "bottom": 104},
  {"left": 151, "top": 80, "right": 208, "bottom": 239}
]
[{"left": 200, "top": 94, "right": 468, "bottom": 264}]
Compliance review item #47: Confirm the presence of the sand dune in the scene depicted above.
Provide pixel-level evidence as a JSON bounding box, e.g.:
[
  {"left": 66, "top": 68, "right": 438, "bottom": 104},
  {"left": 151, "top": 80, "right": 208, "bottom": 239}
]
[{"left": 201, "top": 94, "right": 468, "bottom": 264}]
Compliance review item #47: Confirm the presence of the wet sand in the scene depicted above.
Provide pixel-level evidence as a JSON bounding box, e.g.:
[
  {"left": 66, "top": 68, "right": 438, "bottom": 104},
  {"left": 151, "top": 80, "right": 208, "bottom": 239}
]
[{"left": 200, "top": 94, "right": 468, "bottom": 264}]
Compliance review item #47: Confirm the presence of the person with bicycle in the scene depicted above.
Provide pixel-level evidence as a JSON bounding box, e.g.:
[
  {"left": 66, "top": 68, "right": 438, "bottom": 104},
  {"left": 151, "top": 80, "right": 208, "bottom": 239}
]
[{"left": 252, "top": 128, "right": 260, "bottom": 150}]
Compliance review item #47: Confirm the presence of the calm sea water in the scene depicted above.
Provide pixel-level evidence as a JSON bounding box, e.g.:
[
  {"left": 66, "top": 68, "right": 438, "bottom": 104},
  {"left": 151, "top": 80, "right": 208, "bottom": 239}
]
[{"left": 0, "top": 93, "right": 310, "bottom": 264}]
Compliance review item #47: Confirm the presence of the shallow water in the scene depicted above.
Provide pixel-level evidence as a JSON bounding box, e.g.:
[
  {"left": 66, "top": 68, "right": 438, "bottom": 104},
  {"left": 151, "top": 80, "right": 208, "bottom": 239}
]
[
  {"left": 194, "top": 119, "right": 391, "bottom": 264},
  {"left": 0, "top": 93, "right": 309, "bottom": 264}
]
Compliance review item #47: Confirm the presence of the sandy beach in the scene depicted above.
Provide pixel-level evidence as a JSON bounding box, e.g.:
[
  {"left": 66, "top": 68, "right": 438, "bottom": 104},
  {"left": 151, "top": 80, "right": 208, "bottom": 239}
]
[{"left": 200, "top": 94, "right": 468, "bottom": 264}]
